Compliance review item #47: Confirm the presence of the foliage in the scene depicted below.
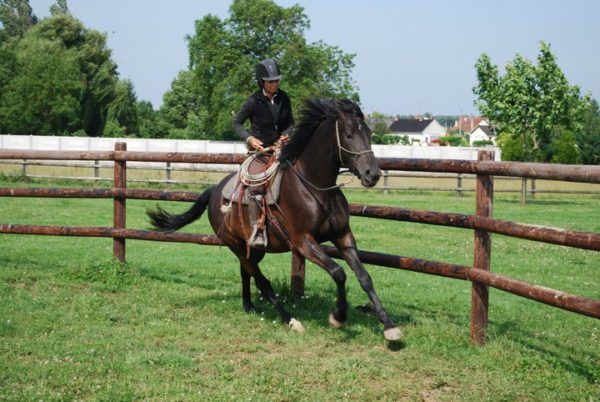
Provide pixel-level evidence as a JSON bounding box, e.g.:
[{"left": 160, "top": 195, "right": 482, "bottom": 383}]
[
  {"left": 49, "top": 0, "right": 68, "bottom": 16},
  {"left": 372, "top": 134, "right": 405, "bottom": 145},
  {"left": 106, "top": 79, "right": 139, "bottom": 136},
  {"left": 434, "top": 115, "right": 459, "bottom": 128},
  {"left": 438, "top": 135, "right": 467, "bottom": 147},
  {"left": 473, "top": 42, "right": 589, "bottom": 162},
  {"left": 0, "top": 11, "right": 118, "bottom": 136},
  {"left": 472, "top": 139, "right": 494, "bottom": 147},
  {"left": 0, "top": 36, "right": 83, "bottom": 134},
  {"left": 496, "top": 132, "right": 524, "bottom": 161},
  {"left": 550, "top": 126, "right": 580, "bottom": 164},
  {"left": 367, "top": 111, "right": 392, "bottom": 135},
  {"left": 136, "top": 100, "right": 162, "bottom": 138},
  {"left": 576, "top": 98, "right": 600, "bottom": 165},
  {"left": 171, "top": 0, "right": 358, "bottom": 140},
  {"left": 157, "top": 70, "right": 203, "bottom": 138},
  {"left": 0, "top": 0, "right": 37, "bottom": 38}
]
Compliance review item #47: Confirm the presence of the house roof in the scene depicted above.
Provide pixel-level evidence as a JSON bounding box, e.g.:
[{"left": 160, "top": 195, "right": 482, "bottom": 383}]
[
  {"left": 389, "top": 119, "right": 433, "bottom": 133},
  {"left": 452, "top": 117, "right": 488, "bottom": 132},
  {"left": 471, "top": 125, "right": 494, "bottom": 136}
]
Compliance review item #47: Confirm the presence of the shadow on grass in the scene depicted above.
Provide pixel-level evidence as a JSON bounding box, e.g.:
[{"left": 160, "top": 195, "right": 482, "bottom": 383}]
[{"left": 492, "top": 320, "right": 599, "bottom": 384}]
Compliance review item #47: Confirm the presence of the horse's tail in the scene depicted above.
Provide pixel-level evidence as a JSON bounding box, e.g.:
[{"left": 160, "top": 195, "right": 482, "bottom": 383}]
[{"left": 147, "top": 186, "right": 215, "bottom": 232}]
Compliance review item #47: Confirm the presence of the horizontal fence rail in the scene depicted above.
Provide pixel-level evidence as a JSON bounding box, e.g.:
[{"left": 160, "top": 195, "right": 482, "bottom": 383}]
[
  {"left": 0, "top": 144, "right": 599, "bottom": 345},
  {"left": 4, "top": 151, "right": 600, "bottom": 203},
  {"left": 3, "top": 149, "right": 600, "bottom": 182},
  {"left": 3, "top": 187, "right": 599, "bottom": 252},
  {"left": 1, "top": 223, "right": 598, "bottom": 320}
]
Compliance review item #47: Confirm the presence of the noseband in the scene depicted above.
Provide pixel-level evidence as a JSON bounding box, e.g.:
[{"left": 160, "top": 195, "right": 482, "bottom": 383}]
[{"left": 335, "top": 120, "right": 374, "bottom": 166}]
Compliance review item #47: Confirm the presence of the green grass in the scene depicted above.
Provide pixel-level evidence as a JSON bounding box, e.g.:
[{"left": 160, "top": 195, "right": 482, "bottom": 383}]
[{"left": 0, "top": 177, "right": 599, "bottom": 401}]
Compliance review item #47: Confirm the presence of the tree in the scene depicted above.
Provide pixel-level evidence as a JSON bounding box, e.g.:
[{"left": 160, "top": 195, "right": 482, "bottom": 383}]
[
  {"left": 0, "top": 0, "right": 38, "bottom": 38},
  {"left": 0, "top": 35, "right": 82, "bottom": 134},
  {"left": 136, "top": 100, "right": 162, "bottom": 138},
  {"left": 49, "top": 0, "right": 69, "bottom": 16},
  {"left": 576, "top": 99, "right": 600, "bottom": 164},
  {"left": 177, "top": 0, "right": 358, "bottom": 140},
  {"left": 158, "top": 70, "right": 202, "bottom": 138},
  {"left": 473, "top": 42, "right": 589, "bottom": 162},
  {"left": 0, "top": 12, "right": 118, "bottom": 136},
  {"left": 550, "top": 126, "right": 580, "bottom": 164},
  {"left": 106, "top": 79, "right": 139, "bottom": 136},
  {"left": 36, "top": 15, "right": 118, "bottom": 136},
  {"left": 368, "top": 111, "right": 392, "bottom": 136}
]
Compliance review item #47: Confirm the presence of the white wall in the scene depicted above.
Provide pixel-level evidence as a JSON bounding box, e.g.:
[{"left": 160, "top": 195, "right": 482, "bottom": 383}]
[{"left": 1, "top": 134, "right": 501, "bottom": 162}]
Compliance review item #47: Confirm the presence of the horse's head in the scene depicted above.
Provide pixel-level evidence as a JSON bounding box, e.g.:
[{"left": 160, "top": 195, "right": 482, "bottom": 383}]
[{"left": 335, "top": 100, "right": 381, "bottom": 187}]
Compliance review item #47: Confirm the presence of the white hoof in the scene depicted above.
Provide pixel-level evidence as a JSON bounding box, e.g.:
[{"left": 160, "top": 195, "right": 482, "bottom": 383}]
[
  {"left": 328, "top": 313, "right": 345, "bottom": 329},
  {"left": 384, "top": 327, "right": 403, "bottom": 341},
  {"left": 289, "top": 318, "right": 305, "bottom": 333}
]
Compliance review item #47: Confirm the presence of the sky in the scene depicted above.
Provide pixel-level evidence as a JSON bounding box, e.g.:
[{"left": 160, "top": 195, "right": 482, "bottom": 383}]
[{"left": 28, "top": 0, "right": 600, "bottom": 116}]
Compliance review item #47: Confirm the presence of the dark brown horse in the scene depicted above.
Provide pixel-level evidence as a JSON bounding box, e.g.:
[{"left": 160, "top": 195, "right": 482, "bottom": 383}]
[{"left": 148, "top": 98, "right": 402, "bottom": 341}]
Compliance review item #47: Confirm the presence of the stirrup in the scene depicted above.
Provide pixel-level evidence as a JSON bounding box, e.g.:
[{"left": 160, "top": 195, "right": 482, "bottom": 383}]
[{"left": 249, "top": 225, "right": 268, "bottom": 247}]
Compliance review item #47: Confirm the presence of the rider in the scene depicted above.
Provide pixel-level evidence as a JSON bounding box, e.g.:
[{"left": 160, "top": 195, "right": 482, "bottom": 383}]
[{"left": 233, "top": 59, "right": 294, "bottom": 247}]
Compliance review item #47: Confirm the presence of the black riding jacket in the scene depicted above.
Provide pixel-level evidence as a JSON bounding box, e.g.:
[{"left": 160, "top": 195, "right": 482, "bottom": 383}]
[{"left": 233, "top": 89, "right": 294, "bottom": 147}]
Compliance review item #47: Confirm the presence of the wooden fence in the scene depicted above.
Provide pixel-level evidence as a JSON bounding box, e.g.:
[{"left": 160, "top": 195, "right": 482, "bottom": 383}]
[
  {"left": 3, "top": 154, "right": 600, "bottom": 205},
  {"left": 0, "top": 143, "right": 599, "bottom": 345}
]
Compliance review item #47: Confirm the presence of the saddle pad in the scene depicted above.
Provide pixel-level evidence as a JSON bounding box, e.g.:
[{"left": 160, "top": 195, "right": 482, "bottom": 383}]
[{"left": 221, "top": 169, "right": 284, "bottom": 205}]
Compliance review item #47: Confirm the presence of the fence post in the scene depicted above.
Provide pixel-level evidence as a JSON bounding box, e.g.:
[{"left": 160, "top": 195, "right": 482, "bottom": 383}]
[
  {"left": 471, "top": 150, "right": 494, "bottom": 345},
  {"left": 456, "top": 173, "right": 463, "bottom": 197},
  {"left": 113, "top": 142, "right": 127, "bottom": 262},
  {"left": 520, "top": 178, "right": 527, "bottom": 205},
  {"left": 531, "top": 179, "right": 536, "bottom": 199},
  {"left": 383, "top": 170, "right": 389, "bottom": 195}
]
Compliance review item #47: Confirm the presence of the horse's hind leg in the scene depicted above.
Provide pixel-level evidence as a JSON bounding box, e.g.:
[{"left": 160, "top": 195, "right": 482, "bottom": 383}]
[
  {"left": 239, "top": 248, "right": 265, "bottom": 313},
  {"left": 232, "top": 246, "right": 304, "bottom": 333}
]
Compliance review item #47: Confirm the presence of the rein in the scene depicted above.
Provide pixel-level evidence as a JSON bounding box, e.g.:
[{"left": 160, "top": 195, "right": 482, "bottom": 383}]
[{"left": 286, "top": 118, "right": 373, "bottom": 192}]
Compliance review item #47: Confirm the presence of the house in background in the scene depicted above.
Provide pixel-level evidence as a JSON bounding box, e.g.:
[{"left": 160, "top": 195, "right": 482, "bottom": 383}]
[
  {"left": 451, "top": 116, "right": 487, "bottom": 133},
  {"left": 388, "top": 118, "right": 446, "bottom": 145},
  {"left": 469, "top": 120, "right": 496, "bottom": 146}
]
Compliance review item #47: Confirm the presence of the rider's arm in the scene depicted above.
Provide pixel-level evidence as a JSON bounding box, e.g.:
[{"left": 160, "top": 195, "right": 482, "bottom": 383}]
[{"left": 233, "top": 97, "right": 254, "bottom": 141}]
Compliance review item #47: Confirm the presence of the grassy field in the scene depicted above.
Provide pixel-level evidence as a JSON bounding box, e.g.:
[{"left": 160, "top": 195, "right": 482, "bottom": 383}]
[{"left": 0, "top": 176, "right": 599, "bottom": 401}]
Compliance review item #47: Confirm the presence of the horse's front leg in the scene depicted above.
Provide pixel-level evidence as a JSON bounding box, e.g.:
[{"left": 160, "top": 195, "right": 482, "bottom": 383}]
[
  {"left": 296, "top": 235, "right": 348, "bottom": 328},
  {"left": 333, "top": 232, "right": 403, "bottom": 342}
]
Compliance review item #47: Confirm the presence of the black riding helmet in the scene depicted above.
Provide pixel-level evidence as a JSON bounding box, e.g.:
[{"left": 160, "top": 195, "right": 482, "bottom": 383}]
[{"left": 255, "top": 59, "right": 282, "bottom": 85}]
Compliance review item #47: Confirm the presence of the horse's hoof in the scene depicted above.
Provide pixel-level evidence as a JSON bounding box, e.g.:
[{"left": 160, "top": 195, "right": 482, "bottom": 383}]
[
  {"left": 289, "top": 318, "right": 305, "bottom": 333},
  {"left": 384, "top": 327, "right": 403, "bottom": 341},
  {"left": 328, "top": 313, "right": 345, "bottom": 329}
]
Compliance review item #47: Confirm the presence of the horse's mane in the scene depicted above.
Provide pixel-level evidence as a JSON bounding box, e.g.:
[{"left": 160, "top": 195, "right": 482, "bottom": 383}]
[{"left": 279, "top": 98, "right": 364, "bottom": 165}]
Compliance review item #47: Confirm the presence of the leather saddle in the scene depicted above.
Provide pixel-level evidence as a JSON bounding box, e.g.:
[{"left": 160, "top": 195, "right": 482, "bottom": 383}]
[{"left": 221, "top": 154, "right": 284, "bottom": 205}]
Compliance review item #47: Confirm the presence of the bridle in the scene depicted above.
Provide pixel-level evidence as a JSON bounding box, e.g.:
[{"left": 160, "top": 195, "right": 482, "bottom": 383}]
[
  {"left": 287, "top": 117, "right": 374, "bottom": 192},
  {"left": 334, "top": 119, "right": 374, "bottom": 166}
]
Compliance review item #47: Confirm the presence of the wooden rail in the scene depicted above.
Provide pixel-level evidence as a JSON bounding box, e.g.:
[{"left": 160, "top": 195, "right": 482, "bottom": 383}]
[{"left": 0, "top": 143, "right": 599, "bottom": 345}]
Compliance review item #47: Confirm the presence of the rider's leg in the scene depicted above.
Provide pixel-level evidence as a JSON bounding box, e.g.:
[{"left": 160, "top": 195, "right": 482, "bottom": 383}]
[{"left": 248, "top": 192, "right": 267, "bottom": 247}]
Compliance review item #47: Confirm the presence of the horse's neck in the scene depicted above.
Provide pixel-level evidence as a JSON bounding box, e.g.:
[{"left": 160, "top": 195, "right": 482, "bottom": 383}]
[{"left": 295, "top": 120, "right": 340, "bottom": 187}]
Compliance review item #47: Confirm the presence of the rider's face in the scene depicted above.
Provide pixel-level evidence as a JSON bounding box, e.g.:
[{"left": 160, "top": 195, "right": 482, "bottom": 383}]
[{"left": 263, "top": 79, "right": 280, "bottom": 96}]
